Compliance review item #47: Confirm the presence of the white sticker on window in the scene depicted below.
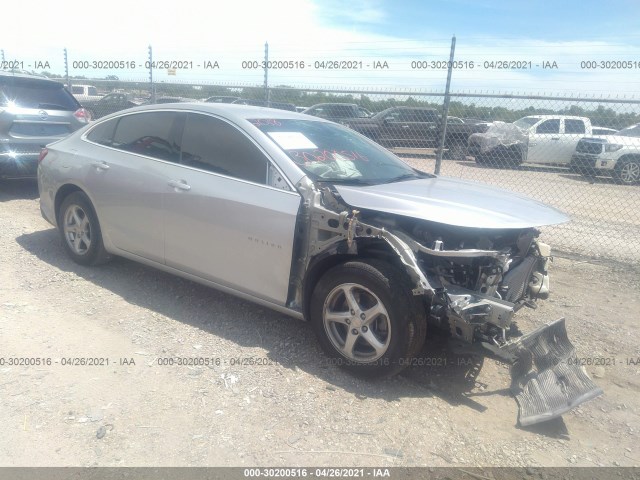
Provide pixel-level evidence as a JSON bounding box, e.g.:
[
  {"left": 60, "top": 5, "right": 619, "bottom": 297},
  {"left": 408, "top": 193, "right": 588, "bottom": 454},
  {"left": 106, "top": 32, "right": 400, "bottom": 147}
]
[{"left": 268, "top": 132, "right": 317, "bottom": 150}]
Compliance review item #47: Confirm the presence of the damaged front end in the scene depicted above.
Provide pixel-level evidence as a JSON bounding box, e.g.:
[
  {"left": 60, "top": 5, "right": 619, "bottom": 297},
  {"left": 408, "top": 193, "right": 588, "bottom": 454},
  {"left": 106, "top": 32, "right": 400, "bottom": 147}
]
[{"left": 291, "top": 178, "right": 602, "bottom": 425}]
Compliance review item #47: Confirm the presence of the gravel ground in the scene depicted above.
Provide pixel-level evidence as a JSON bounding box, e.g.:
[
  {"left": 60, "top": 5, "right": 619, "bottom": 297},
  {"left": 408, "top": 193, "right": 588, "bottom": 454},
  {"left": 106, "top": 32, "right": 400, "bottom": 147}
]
[{"left": 0, "top": 178, "right": 639, "bottom": 468}]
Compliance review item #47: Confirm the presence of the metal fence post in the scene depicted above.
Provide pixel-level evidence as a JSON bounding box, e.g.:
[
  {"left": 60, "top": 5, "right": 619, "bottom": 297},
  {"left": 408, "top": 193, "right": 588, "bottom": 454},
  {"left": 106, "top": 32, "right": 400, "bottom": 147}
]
[
  {"left": 64, "top": 48, "right": 70, "bottom": 90},
  {"left": 435, "top": 35, "right": 456, "bottom": 175},
  {"left": 264, "top": 42, "right": 270, "bottom": 106},
  {"left": 148, "top": 45, "right": 155, "bottom": 103}
]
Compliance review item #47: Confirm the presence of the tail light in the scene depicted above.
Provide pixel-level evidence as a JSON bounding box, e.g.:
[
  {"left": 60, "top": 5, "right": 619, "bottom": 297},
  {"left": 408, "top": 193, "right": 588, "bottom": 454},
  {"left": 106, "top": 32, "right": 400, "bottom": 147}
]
[
  {"left": 74, "top": 108, "right": 92, "bottom": 123},
  {"left": 38, "top": 148, "right": 48, "bottom": 164}
]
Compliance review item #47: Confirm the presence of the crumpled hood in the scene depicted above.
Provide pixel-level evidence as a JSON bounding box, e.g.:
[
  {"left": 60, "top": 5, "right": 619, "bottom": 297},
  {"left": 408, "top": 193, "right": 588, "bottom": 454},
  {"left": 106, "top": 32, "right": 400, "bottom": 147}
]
[{"left": 333, "top": 177, "right": 569, "bottom": 229}]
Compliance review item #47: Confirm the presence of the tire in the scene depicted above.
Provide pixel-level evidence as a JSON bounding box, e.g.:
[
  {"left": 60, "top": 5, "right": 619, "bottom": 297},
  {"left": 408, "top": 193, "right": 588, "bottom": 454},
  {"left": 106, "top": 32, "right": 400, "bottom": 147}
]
[
  {"left": 475, "top": 154, "right": 488, "bottom": 166},
  {"left": 310, "top": 259, "right": 426, "bottom": 378},
  {"left": 613, "top": 158, "right": 640, "bottom": 185},
  {"left": 57, "top": 191, "right": 111, "bottom": 266},
  {"left": 445, "top": 144, "right": 466, "bottom": 160},
  {"left": 496, "top": 145, "right": 523, "bottom": 168}
]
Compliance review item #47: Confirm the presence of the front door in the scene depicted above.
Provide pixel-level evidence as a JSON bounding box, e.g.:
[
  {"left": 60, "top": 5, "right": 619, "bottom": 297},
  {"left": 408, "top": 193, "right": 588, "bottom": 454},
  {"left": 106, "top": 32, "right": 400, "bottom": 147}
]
[{"left": 163, "top": 113, "right": 300, "bottom": 305}]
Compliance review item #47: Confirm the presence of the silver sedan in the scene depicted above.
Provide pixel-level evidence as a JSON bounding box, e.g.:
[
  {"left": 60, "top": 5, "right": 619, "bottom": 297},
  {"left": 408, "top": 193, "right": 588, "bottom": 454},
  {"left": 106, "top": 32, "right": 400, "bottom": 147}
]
[{"left": 38, "top": 103, "right": 600, "bottom": 425}]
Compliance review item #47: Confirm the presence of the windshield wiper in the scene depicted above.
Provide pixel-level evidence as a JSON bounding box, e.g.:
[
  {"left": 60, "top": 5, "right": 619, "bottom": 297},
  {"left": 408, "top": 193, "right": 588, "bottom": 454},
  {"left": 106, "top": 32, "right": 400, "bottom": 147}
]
[
  {"left": 386, "top": 173, "right": 425, "bottom": 183},
  {"left": 323, "top": 178, "right": 374, "bottom": 186}
]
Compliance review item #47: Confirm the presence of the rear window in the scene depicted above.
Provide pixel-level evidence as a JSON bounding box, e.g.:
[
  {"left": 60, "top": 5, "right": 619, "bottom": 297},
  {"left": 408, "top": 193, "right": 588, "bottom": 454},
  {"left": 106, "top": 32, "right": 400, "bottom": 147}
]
[
  {"left": 564, "top": 119, "right": 586, "bottom": 134},
  {"left": 0, "top": 78, "right": 80, "bottom": 110}
]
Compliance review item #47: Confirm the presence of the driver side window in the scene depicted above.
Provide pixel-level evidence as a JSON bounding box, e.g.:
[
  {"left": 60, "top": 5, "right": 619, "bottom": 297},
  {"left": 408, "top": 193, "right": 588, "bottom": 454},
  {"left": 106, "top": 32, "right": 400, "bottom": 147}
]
[{"left": 180, "top": 113, "right": 268, "bottom": 184}]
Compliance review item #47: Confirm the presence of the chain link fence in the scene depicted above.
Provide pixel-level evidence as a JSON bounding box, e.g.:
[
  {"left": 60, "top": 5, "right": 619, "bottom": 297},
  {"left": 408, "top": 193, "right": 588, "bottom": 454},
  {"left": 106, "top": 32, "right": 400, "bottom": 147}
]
[{"left": 46, "top": 76, "right": 640, "bottom": 263}]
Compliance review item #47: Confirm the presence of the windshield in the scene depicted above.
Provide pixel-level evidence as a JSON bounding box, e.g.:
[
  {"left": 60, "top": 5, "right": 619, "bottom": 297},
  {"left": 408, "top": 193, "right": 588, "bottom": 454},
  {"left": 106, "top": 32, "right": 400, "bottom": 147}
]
[
  {"left": 616, "top": 124, "right": 640, "bottom": 137},
  {"left": 513, "top": 117, "right": 540, "bottom": 129},
  {"left": 251, "top": 119, "right": 429, "bottom": 184}
]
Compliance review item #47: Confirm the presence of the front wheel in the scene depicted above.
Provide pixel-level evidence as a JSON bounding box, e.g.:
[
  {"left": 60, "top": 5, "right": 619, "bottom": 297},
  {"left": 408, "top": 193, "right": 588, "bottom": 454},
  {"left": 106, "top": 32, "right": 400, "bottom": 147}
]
[
  {"left": 57, "top": 191, "right": 111, "bottom": 266},
  {"left": 613, "top": 158, "right": 640, "bottom": 185},
  {"left": 310, "top": 260, "right": 426, "bottom": 378}
]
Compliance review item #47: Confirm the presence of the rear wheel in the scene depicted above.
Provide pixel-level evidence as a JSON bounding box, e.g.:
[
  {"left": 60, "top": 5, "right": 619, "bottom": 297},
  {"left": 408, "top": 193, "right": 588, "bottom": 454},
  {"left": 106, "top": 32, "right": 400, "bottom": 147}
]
[
  {"left": 475, "top": 154, "right": 488, "bottom": 166},
  {"left": 445, "top": 144, "right": 466, "bottom": 160},
  {"left": 57, "top": 191, "right": 111, "bottom": 266},
  {"left": 613, "top": 158, "right": 640, "bottom": 185},
  {"left": 310, "top": 260, "right": 426, "bottom": 378}
]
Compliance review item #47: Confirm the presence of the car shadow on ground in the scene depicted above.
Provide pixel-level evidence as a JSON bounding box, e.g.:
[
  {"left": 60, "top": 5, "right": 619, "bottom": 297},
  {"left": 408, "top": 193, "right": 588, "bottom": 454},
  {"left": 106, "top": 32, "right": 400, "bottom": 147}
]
[
  {"left": 455, "top": 160, "right": 569, "bottom": 174},
  {"left": 17, "top": 228, "right": 525, "bottom": 423},
  {"left": 0, "top": 179, "right": 39, "bottom": 202},
  {"left": 557, "top": 173, "right": 620, "bottom": 185}
]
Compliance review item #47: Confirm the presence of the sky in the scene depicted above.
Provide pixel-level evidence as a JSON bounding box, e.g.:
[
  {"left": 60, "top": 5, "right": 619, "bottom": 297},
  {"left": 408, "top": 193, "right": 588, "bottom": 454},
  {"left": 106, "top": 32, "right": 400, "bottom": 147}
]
[{"left": 1, "top": 0, "right": 640, "bottom": 96}]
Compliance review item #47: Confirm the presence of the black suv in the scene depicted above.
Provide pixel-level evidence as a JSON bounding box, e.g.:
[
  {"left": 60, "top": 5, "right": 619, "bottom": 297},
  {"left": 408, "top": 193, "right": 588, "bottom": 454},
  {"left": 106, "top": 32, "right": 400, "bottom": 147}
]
[
  {"left": 1, "top": 72, "right": 90, "bottom": 179},
  {"left": 340, "top": 106, "right": 442, "bottom": 148},
  {"left": 302, "top": 103, "right": 371, "bottom": 122}
]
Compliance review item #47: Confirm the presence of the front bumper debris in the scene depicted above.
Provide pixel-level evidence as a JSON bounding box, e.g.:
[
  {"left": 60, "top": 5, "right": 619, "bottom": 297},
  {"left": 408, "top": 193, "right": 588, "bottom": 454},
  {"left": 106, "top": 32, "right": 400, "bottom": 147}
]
[{"left": 504, "top": 318, "right": 603, "bottom": 426}]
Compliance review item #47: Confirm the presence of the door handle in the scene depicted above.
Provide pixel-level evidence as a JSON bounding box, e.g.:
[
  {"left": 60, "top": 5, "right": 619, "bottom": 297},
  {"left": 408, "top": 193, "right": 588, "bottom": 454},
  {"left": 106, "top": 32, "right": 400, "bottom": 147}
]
[
  {"left": 401, "top": 125, "right": 410, "bottom": 129},
  {"left": 92, "top": 161, "right": 109, "bottom": 171},
  {"left": 168, "top": 179, "right": 191, "bottom": 191},
  {"left": 551, "top": 137, "right": 560, "bottom": 140}
]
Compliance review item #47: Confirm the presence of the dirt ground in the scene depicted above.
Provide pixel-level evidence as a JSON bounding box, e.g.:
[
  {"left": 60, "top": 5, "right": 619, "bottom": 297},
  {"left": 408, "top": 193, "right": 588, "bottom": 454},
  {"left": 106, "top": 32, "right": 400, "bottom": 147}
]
[{"left": 1, "top": 177, "right": 639, "bottom": 468}]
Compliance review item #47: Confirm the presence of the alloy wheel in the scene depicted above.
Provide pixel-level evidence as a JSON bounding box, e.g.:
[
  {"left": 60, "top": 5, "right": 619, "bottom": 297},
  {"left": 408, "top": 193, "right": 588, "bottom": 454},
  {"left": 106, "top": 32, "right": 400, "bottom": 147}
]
[{"left": 323, "top": 283, "right": 391, "bottom": 362}]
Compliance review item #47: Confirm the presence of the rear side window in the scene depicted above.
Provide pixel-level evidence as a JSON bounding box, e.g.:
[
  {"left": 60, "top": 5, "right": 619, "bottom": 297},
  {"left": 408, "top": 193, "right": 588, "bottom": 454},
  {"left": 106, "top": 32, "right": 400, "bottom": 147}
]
[
  {"left": 111, "top": 112, "right": 180, "bottom": 162},
  {"left": 536, "top": 119, "right": 560, "bottom": 134},
  {"left": 86, "top": 119, "right": 118, "bottom": 146},
  {"left": 0, "top": 78, "right": 79, "bottom": 110},
  {"left": 564, "top": 119, "right": 586, "bottom": 134},
  {"left": 180, "top": 113, "right": 268, "bottom": 184}
]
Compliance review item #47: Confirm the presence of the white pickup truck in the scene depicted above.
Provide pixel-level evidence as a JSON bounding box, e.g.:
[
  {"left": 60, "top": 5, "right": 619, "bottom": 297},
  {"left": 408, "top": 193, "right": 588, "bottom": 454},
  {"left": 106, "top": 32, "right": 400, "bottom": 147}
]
[
  {"left": 69, "top": 84, "right": 103, "bottom": 103},
  {"left": 468, "top": 115, "right": 593, "bottom": 167}
]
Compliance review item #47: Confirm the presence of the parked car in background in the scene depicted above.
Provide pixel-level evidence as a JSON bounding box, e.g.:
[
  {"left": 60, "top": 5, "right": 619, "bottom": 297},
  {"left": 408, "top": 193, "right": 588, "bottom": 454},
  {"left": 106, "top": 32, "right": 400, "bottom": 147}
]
[
  {"left": 147, "top": 96, "right": 198, "bottom": 104},
  {"left": 341, "top": 106, "right": 441, "bottom": 147},
  {"left": 0, "top": 72, "right": 90, "bottom": 179},
  {"left": 342, "top": 107, "right": 487, "bottom": 156},
  {"left": 591, "top": 126, "right": 618, "bottom": 136},
  {"left": 37, "top": 102, "right": 601, "bottom": 426},
  {"left": 231, "top": 99, "right": 297, "bottom": 111},
  {"left": 443, "top": 117, "right": 491, "bottom": 159},
  {"left": 70, "top": 84, "right": 103, "bottom": 103},
  {"left": 204, "top": 96, "right": 241, "bottom": 103},
  {"left": 468, "top": 115, "right": 594, "bottom": 167},
  {"left": 82, "top": 92, "right": 145, "bottom": 119},
  {"left": 571, "top": 123, "right": 640, "bottom": 184},
  {"left": 303, "top": 103, "right": 371, "bottom": 122}
]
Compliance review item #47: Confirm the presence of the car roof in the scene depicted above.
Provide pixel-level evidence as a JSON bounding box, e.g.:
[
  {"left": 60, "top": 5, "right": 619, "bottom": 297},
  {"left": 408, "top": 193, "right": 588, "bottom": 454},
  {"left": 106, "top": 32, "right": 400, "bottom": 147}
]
[
  {"left": 307, "top": 103, "right": 358, "bottom": 107},
  {"left": 523, "top": 115, "right": 588, "bottom": 120},
  {"left": 0, "top": 71, "right": 64, "bottom": 84},
  {"left": 100, "top": 102, "right": 329, "bottom": 123}
]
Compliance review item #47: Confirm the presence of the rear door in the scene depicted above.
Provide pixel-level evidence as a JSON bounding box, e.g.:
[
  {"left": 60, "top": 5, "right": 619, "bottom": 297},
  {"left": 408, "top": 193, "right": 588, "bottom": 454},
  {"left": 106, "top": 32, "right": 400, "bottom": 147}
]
[
  {"left": 81, "top": 111, "right": 182, "bottom": 262},
  {"left": 526, "top": 119, "right": 561, "bottom": 164},
  {"left": 163, "top": 112, "right": 300, "bottom": 304},
  {"left": 558, "top": 119, "right": 588, "bottom": 164}
]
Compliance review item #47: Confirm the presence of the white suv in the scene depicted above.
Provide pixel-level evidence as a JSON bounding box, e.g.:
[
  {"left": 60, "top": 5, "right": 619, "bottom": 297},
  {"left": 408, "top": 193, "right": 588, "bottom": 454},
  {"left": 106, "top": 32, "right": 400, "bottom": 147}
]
[{"left": 571, "top": 124, "right": 640, "bottom": 185}]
